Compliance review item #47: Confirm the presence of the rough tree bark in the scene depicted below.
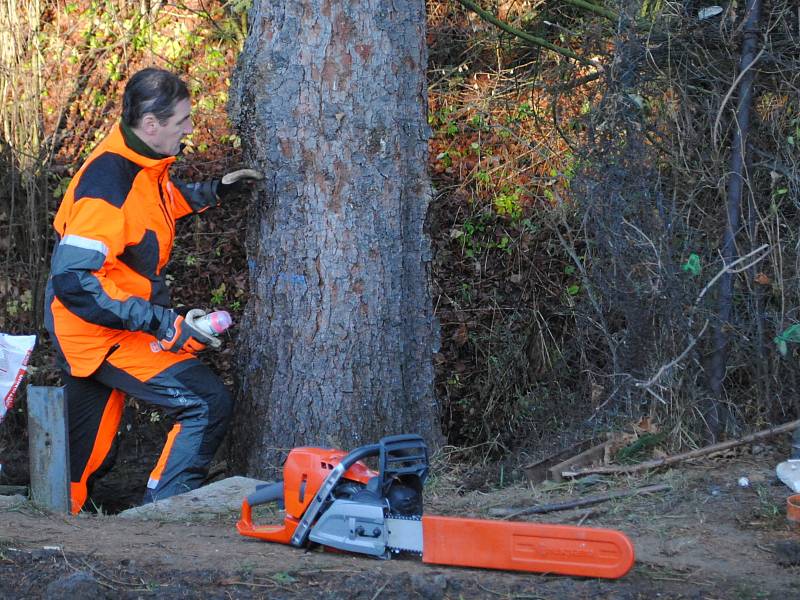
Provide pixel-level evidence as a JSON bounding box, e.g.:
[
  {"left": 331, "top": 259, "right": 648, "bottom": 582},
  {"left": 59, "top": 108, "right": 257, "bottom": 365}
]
[{"left": 227, "top": 1, "right": 442, "bottom": 476}]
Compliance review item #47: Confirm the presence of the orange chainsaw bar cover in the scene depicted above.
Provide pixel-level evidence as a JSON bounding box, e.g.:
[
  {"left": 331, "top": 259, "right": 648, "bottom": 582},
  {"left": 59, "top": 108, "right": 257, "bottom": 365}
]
[{"left": 421, "top": 515, "right": 635, "bottom": 579}]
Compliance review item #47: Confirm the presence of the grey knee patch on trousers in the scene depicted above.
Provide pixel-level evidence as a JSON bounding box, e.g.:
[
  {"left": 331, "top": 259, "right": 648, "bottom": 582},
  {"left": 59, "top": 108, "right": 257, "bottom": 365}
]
[{"left": 91, "top": 358, "right": 233, "bottom": 500}]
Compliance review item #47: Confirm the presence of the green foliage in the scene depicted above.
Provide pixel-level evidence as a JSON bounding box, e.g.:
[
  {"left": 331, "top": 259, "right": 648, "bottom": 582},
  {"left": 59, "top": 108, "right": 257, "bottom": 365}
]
[
  {"left": 493, "top": 189, "right": 523, "bottom": 221},
  {"left": 469, "top": 113, "right": 490, "bottom": 132},
  {"left": 752, "top": 483, "right": 784, "bottom": 526},
  {"left": 53, "top": 177, "right": 71, "bottom": 199},
  {"left": 210, "top": 283, "right": 227, "bottom": 306},
  {"left": 5, "top": 290, "right": 33, "bottom": 317},
  {"left": 682, "top": 253, "right": 701, "bottom": 276},
  {"left": 436, "top": 149, "right": 460, "bottom": 168},
  {"left": 271, "top": 572, "right": 297, "bottom": 584},
  {"left": 774, "top": 324, "right": 800, "bottom": 357},
  {"left": 91, "top": 90, "right": 106, "bottom": 107},
  {"left": 512, "top": 102, "right": 534, "bottom": 122},
  {"left": 219, "top": 134, "right": 242, "bottom": 148},
  {"left": 615, "top": 433, "right": 666, "bottom": 463},
  {"left": 453, "top": 214, "right": 486, "bottom": 258},
  {"left": 787, "top": 116, "right": 799, "bottom": 147},
  {"left": 495, "top": 235, "right": 512, "bottom": 254}
]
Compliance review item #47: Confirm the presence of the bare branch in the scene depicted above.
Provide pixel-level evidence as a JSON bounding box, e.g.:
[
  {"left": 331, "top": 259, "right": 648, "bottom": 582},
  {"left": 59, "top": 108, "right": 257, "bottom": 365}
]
[{"left": 455, "top": 0, "right": 598, "bottom": 67}]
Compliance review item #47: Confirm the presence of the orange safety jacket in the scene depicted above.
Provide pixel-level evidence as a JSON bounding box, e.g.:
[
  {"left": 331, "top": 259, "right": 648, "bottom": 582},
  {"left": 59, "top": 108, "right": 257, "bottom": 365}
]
[{"left": 44, "top": 122, "right": 217, "bottom": 377}]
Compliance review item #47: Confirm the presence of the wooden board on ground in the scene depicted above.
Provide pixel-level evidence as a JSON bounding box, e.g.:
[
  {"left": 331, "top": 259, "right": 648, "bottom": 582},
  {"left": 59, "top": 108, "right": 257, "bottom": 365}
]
[
  {"left": 548, "top": 439, "right": 613, "bottom": 482},
  {"left": 522, "top": 436, "right": 606, "bottom": 484}
]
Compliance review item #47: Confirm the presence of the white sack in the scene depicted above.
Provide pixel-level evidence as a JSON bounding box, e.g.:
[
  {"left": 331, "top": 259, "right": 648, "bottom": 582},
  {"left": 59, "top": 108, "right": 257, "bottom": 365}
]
[{"left": 0, "top": 334, "right": 36, "bottom": 425}]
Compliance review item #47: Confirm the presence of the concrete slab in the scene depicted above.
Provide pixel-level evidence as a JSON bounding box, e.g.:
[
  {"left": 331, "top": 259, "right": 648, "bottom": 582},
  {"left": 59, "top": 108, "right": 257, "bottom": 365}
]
[{"left": 117, "top": 476, "right": 271, "bottom": 521}]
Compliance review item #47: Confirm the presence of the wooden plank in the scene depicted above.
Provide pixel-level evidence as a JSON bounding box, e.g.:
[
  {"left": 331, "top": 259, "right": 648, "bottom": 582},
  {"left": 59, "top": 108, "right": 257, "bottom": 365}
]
[
  {"left": 548, "top": 440, "right": 611, "bottom": 483},
  {"left": 26, "top": 386, "right": 70, "bottom": 512},
  {"left": 522, "top": 437, "right": 602, "bottom": 484}
]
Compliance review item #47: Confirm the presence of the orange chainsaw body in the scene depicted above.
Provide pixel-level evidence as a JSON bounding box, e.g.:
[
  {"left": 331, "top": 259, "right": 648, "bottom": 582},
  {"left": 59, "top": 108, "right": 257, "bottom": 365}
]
[
  {"left": 237, "top": 447, "right": 376, "bottom": 543},
  {"left": 237, "top": 436, "right": 635, "bottom": 579}
]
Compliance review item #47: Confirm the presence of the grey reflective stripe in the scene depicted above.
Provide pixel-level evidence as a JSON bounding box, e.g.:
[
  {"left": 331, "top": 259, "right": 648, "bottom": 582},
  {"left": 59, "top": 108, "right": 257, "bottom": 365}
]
[
  {"left": 61, "top": 234, "right": 109, "bottom": 257},
  {"left": 50, "top": 241, "right": 159, "bottom": 333}
]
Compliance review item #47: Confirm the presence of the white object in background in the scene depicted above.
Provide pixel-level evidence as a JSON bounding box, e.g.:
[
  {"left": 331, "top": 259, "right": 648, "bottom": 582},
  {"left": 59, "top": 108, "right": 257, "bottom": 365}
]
[
  {"left": 698, "top": 6, "right": 723, "bottom": 20},
  {"left": 0, "top": 333, "right": 36, "bottom": 425},
  {"left": 776, "top": 460, "right": 800, "bottom": 493},
  {"left": 737, "top": 477, "right": 750, "bottom": 488}
]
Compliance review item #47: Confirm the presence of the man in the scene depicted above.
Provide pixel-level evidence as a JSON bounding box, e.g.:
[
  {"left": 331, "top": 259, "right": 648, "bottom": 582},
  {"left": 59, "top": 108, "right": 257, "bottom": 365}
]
[{"left": 44, "top": 67, "right": 262, "bottom": 513}]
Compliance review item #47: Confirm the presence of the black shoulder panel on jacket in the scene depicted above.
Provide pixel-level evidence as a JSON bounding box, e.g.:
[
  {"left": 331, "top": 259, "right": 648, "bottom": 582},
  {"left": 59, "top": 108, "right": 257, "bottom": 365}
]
[
  {"left": 119, "top": 229, "right": 160, "bottom": 280},
  {"left": 74, "top": 152, "right": 143, "bottom": 209}
]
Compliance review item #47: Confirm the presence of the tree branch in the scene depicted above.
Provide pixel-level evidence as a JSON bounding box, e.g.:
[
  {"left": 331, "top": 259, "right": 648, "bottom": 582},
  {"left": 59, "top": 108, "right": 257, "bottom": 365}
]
[
  {"left": 635, "top": 320, "right": 709, "bottom": 389},
  {"left": 560, "top": 0, "right": 618, "bottom": 21},
  {"left": 455, "top": 0, "right": 596, "bottom": 67},
  {"left": 488, "top": 484, "right": 671, "bottom": 519},
  {"left": 562, "top": 418, "right": 800, "bottom": 478}
]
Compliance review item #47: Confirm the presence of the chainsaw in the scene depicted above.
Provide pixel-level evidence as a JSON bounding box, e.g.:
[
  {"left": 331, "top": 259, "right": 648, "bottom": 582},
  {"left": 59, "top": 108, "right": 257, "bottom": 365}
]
[{"left": 237, "top": 434, "right": 635, "bottom": 578}]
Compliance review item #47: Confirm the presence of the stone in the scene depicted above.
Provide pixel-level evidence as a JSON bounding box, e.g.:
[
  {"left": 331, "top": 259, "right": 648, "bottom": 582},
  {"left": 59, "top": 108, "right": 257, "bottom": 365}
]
[
  {"left": 0, "top": 494, "right": 27, "bottom": 509},
  {"left": 116, "top": 476, "right": 270, "bottom": 521}
]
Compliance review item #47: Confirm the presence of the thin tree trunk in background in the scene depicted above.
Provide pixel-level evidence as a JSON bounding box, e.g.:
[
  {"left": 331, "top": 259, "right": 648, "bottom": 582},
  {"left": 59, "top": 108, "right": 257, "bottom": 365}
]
[
  {"left": 707, "top": 0, "right": 762, "bottom": 439},
  {"left": 228, "top": 0, "right": 442, "bottom": 476}
]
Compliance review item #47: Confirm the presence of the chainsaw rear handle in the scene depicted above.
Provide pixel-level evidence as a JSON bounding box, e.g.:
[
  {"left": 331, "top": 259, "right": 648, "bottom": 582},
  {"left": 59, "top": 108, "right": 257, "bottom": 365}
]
[
  {"left": 246, "top": 482, "right": 284, "bottom": 508},
  {"left": 238, "top": 482, "right": 294, "bottom": 544}
]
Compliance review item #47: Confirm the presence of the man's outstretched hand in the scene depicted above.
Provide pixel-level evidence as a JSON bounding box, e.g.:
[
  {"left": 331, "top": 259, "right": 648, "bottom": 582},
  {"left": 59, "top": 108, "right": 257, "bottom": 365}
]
[{"left": 216, "top": 168, "right": 264, "bottom": 200}]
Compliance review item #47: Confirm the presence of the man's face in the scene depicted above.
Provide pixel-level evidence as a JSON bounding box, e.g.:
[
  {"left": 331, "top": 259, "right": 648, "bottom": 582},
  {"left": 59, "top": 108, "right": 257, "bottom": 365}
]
[{"left": 149, "top": 98, "right": 193, "bottom": 156}]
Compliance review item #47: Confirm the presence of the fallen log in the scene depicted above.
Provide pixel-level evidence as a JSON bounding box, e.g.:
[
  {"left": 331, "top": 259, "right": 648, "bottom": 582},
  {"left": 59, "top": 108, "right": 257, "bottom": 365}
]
[
  {"left": 488, "top": 484, "right": 671, "bottom": 519},
  {"left": 562, "top": 419, "right": 800, "bottom": 478}
]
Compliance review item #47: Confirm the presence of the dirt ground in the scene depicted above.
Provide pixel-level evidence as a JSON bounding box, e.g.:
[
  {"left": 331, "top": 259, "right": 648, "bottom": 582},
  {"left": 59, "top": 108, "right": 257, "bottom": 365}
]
[{"left": 1, "top": 443, "right": 799, "bottom": 599}]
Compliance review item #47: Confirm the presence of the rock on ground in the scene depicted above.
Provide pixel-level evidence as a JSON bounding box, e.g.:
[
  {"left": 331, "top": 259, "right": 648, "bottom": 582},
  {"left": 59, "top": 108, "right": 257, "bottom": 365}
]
[
  {"left": 0, "top": 493, "right": 27, "bottom": 509},
  {"left": 117, "top": 476, "right": 269, "bottom": 521}
]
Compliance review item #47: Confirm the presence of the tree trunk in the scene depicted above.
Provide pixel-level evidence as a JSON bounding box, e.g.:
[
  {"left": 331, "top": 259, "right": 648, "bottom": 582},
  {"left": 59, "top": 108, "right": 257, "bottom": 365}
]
[
  {"left": 707, "top": 0, "right": 762, "bottom": 439},
  {"left": 228, "top": 0, "right": 442, "bottom": 476}
]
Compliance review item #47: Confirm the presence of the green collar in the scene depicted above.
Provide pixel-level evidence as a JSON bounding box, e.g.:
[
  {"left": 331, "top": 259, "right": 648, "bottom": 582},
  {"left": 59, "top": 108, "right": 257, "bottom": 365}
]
[{"left": 120, "top": 121, "right": 169, "bottom": 160}]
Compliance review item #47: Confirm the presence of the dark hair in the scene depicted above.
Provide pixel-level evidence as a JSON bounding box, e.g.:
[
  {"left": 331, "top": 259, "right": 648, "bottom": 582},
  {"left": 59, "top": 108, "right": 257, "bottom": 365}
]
[{"left": 121, "top": 68, "right": 190, "bottom": 127}]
